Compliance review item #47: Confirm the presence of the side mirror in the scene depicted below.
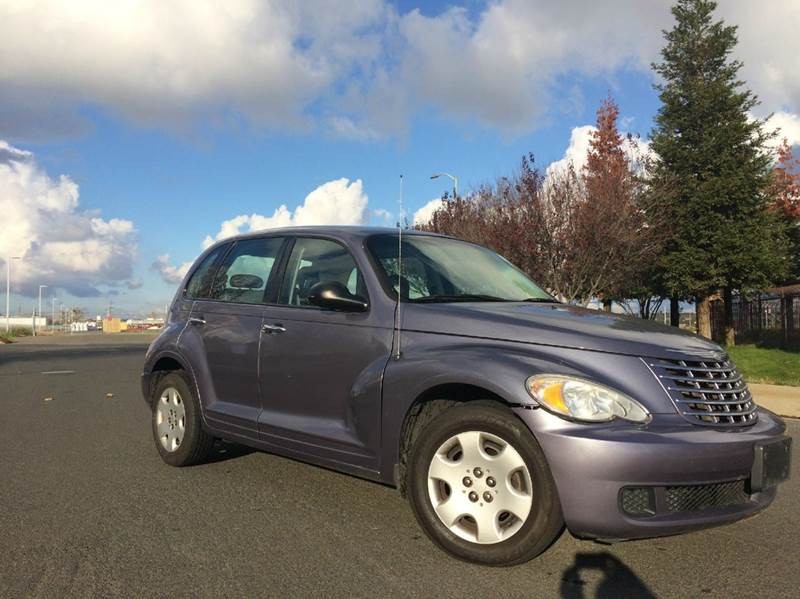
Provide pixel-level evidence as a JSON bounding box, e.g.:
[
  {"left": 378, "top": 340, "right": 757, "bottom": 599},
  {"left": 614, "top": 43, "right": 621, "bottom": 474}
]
[
  {"left": 228, "top": 274, "right": 264, "bottom": 289},
  {"left": 306, "top": 281, "right": 368, "bottom": 312}
]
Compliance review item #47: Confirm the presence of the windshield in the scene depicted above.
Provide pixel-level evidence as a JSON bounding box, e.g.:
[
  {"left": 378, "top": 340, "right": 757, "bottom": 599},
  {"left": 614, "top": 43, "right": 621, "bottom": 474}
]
[{"left": 366, "top": 234, "right": 554, "bottom": 303}]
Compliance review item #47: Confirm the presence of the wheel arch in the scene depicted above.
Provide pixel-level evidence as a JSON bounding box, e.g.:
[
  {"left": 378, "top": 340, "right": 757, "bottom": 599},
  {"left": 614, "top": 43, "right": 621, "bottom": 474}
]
[
  {"left": 395, "top": 382, "right": 520, "bottom": 496},
  {"left": 142, "top": 350, "right": 193, "bottom": 404}
]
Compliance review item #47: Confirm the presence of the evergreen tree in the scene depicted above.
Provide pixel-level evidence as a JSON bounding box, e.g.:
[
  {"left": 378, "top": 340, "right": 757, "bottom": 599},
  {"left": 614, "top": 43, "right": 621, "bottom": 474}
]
[{"left": 650, "top": 0, "right": 789, "bottom": 342}]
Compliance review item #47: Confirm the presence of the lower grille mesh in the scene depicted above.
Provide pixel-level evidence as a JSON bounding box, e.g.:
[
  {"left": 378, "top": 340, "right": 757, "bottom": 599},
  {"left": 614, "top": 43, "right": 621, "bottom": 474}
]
[{"left": 664, "top": 480, "right": 750, "bottom": 513}]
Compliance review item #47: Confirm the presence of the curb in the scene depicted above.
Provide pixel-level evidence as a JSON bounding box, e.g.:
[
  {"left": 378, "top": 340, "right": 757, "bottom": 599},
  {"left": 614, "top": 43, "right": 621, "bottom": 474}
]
[{"left": 751, "top": 383, "right": 800, "bottom": 419}]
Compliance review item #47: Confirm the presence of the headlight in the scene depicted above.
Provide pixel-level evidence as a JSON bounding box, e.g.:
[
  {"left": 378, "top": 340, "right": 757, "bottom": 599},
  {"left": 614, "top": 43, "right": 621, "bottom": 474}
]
[{"left": 525, "top": 375, "right": 650, "bottom": 423}]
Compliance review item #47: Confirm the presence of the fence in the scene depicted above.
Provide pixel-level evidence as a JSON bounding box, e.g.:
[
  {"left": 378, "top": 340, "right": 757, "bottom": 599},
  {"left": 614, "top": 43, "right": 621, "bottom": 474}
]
[{"left": 711, "top": 284, "right": 799, "bottom": 347}]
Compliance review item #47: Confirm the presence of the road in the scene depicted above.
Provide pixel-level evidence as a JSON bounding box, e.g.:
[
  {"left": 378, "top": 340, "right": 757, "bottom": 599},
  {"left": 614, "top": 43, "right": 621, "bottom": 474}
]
[{"left": 1, "top": 334, "right": 798, "bottom": 598}]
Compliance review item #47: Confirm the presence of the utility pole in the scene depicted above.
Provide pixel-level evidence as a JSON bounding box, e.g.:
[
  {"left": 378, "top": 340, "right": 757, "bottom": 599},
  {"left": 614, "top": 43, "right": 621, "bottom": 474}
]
[
  {"left": 5, "top": 256, "right": 21, "bottom": 332},
  {"left": 35, "top": 284, "right": 48, "bottom": 336}
]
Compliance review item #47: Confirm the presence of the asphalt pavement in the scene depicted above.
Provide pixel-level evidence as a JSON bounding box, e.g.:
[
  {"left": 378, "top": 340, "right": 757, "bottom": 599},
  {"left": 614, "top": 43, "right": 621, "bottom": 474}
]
[{"left": 1, "top": 334, "right": 798, "bottom": 598}]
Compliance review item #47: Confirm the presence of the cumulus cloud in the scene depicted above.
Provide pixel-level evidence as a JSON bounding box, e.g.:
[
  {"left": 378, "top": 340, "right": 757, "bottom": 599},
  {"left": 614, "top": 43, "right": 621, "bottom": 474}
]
[
  {"left": 151, "top": 255, "right": 192, "bottom": 285},
  {"left": 764, "top": 111, "right": 800, "bottom": 151},
  {"left": 0, "top": 139, "right": 137, "bottom": 296},
  {"left": 0, "top": 0, "right": 386, "bottom": 138},
  {"left": 1, "top": 1, "right": 798, "bottom": 140},
  {"left": 412, "top": 198, "right": 445, "bottom": 226},
  {"left": 546, "top": 125, "right": 652, "bottom": 179},
  {"left": 202, "top": 178, "right": 368, "bottom": 248}
]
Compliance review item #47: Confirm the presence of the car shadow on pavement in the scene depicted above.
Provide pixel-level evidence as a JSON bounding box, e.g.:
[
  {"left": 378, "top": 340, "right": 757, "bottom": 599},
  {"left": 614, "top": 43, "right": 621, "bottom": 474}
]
[
  {"left": 203, "top": 440, "right": 255, "bottom": 464},
  {"left": 560, "top": 551, "right": 655, "bottom": 598}
]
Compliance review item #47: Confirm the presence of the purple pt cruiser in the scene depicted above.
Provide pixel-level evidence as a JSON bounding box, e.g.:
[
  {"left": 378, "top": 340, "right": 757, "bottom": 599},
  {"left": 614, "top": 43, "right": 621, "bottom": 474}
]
[{"left": 142, "top": 227, "right": 791, "bottom": 565}]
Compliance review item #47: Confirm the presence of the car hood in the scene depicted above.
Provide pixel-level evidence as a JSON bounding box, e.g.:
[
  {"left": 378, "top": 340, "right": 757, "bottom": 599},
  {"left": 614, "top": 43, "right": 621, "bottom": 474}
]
[{"left": 402, "top": 302, "right": 725, "bottom": 361}]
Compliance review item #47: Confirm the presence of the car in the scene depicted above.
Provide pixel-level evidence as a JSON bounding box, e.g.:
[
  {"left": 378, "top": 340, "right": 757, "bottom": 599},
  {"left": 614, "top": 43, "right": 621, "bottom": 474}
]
[{"left": 141, "top": 226, "right": 792, "bottom": 566}]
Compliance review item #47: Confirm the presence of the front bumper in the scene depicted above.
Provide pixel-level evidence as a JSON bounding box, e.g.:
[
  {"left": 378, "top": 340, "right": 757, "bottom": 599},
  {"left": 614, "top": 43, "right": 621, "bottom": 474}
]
[{"left": 514, "top": 406, "right": 789, "bottom": 541}]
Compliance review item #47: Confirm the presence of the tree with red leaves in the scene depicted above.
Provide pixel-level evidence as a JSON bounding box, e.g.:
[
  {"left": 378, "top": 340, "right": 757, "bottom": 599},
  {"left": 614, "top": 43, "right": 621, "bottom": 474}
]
[
  {"left": 769, "top": 139, "right": 800, "bottom": 280},
  {"left": 770, "top": 139, "right": 800, "bottom": 221},
  {"left": 580, "top": 97, "right": 665, "bottom": 314},
  {"left": 420, "top": 96, "right": 665, "bottom": 308}
]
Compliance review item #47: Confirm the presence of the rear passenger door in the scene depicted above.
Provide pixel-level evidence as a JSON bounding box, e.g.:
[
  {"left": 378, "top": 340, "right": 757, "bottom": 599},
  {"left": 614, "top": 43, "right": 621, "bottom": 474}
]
[
  {"left": 257, "top": 236, "right": 393, "bottom": 472},
  {"left": 180, "top": 236, "right": 286, "bottom": 439}
]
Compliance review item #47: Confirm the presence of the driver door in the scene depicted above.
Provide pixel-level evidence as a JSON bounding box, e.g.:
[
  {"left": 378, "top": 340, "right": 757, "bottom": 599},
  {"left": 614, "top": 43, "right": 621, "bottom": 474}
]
[{"left": 257, "top": 236, "right": 393, "bottom": 471}]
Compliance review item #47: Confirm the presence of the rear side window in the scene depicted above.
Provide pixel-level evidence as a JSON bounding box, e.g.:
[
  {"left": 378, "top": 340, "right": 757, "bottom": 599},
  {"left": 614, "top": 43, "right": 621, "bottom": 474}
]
[
  {"left": 278, "top": 238, "right": 366, "bottom": 307},
  {"left": 208, "top": 237, "right": 284, "bottom": 304},
  {"left": 185, "top": 244, "right": 230, "bottom": 299}
]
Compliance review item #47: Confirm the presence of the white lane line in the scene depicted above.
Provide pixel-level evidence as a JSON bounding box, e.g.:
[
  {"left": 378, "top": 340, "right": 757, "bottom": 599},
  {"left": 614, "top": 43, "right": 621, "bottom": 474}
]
[{"left": 41, "top": 370, "right": 76, "bottom": 375}]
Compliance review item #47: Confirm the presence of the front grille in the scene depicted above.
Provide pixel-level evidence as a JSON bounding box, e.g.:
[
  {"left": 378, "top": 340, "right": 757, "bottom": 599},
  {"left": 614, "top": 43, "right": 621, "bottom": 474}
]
[
  {"left": 647, "top": 357, "right": 758, "bottom": 427},
  {"left": 664, "top": 480, "right": 750, "bottom": 513}
]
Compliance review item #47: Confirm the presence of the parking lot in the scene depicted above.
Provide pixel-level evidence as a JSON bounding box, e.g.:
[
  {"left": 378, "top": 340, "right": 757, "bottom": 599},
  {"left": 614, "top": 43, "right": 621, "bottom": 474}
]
[{"left": 1, "top": 335, "right": 798, "bottom": 598}]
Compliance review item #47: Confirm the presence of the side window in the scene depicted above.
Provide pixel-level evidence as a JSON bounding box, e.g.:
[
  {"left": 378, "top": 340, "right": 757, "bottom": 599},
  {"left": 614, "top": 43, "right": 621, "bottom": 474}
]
[
  {"left": 185, "top": 244, "right": 230, "bottom": 299},
  {"left": 279, "top": 238, "right": 366, "bottom": 307},
  {"left": 208, "top": 237, "right": 284, "bottom": 304}
]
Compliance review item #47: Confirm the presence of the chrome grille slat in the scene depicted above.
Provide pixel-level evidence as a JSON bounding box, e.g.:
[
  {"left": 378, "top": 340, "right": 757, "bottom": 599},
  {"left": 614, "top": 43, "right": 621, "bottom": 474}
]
[
  {"left": 676, "top": 397, "right": 752, "bottom": 406},
  {"left": 648, "top": 356, "right": 758, "bottom": 428},
  {"left": 667, "top": 373, "right": 744, "bottom": 384},
  {"left": 680, "top": 404, "right": 758, "bottom": 417},
  {"left": 667, "top": 385, "right": 749, "bottom": 395},
  {"left": 662, "top": 364, "right": 735, "bottom": 373}
]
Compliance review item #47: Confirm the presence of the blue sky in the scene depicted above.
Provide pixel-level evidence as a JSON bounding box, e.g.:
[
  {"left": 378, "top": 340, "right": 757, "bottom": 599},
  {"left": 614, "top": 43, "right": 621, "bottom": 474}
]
[{"left": 1, "top": 0, "right": 798, "bottom": 317}]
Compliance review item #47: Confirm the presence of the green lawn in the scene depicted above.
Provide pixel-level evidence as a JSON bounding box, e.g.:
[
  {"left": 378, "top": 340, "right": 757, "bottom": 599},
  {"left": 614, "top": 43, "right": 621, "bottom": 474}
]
[{"left": 728, "top": 345, "right": 800, "bottom": 387}]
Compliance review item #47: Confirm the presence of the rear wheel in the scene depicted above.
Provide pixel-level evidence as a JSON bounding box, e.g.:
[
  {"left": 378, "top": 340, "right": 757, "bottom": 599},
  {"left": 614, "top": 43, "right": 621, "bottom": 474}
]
[
  {"left": 407, "top": 402, "right": 563, "bottom": 566},
  {"left": 151, "top": 371, "right": 214, "bottom": 467}
]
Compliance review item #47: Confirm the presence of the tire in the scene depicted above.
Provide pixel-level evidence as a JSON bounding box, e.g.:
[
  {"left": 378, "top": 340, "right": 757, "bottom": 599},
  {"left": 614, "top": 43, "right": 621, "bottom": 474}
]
[
  {"left": 406, "top": 401, "right": 564, "bottom": 566},
  {"left": 151, "top": 371, "right": 214, "bottom": 467}
]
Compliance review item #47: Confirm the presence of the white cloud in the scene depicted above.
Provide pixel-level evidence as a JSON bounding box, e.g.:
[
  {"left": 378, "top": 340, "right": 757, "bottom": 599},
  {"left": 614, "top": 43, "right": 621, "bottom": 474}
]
[
  {"left": 0, "top": 139, "right": 137, "bottom": 297},
  {"left": 764, "top": 111, "right": 800, "bottom": 151},
  {"left": 0, "top": 0, "right": 386, "bottom": 138},
  {"left": 151, "top": 255, "right": 192, "bottom": 285},
  {"left": 0, "top": 1, "right": 798, "bottom": 140},
  {"left": 202, "top": 178, "right": 369, "bottom": 248},
  {"left": 372, "top": 208, "right": 393, "bottom": 224},
  {"left": 413, "top": 198, "right": 445, "bottom": 226},
  {"left": 546, "top": 125, "right": 652, "bottom": 178}
]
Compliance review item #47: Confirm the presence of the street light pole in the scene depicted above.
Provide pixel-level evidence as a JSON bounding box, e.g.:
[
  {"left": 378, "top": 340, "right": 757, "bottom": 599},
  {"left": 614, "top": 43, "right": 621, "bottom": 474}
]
[
  {"left": 36, "top": 284, "right": 48, "bottom": 336},
  {"left": 5, "top": 256, "right": 21, "bottom": 333},
  {"left": 430, "top": 172, "right": 459, "bottom": 198}
]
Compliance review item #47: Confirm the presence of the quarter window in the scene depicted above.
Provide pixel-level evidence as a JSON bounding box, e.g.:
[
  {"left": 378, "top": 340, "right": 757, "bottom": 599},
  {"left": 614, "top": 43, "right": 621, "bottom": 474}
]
[
  {"left": 184, "top": 244, "right": 230, "bottom": 299},
  {"left": 279, "top": 238, "right": 366, "bottom": 307},
  {"left": 208, "top": 237, "right": 284, "bottom": 304}
]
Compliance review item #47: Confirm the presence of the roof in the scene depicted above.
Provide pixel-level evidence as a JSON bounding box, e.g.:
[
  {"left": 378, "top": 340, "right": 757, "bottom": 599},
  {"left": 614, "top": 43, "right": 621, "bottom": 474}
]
[{"left": 209, "top": 225, "right": 448, "bottom": 247}]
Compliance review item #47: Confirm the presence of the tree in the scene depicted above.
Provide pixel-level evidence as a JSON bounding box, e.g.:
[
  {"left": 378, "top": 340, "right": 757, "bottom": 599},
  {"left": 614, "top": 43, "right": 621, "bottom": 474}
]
[
  {"left": 768, "top": 139, "right": 800, "bottom": 282},
  {"left": 420, "top": 140, "right": 664, "bottom": 306},
  {"left": 650, "top": 0, "right": 790, "bottom": 342},
  {"left": 582, "top": 97, "right": 668, "bottom": 315}
]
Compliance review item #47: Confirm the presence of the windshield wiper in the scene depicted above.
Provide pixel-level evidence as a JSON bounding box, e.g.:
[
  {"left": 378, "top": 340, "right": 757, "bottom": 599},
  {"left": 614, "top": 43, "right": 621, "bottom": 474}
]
[
  {"left": 413, "top": 294, "right": 510, "bottom": 303},
  {"left": 521, "top": 297, "right": 558, "bottom": 303}
]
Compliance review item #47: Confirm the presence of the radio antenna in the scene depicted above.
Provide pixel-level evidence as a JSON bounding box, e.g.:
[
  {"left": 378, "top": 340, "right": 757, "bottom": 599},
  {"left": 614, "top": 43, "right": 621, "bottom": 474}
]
[{"left": 394, "top": 174, "right": 404, "bottom": 359}]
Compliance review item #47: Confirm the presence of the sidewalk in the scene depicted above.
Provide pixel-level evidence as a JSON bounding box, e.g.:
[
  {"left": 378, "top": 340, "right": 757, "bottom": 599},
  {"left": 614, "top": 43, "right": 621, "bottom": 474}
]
[{"left": 751, "top": 383, "right": 800, "bottom": 419}]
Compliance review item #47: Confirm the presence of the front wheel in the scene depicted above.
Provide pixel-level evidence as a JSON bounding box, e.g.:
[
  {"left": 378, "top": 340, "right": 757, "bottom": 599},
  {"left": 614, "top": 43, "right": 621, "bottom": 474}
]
[
  {"left": 151, "top": 371, "right": 214, "bottom": 467},
  {"left": 406, "top": 402, "right": 563, "bottom": 566}
]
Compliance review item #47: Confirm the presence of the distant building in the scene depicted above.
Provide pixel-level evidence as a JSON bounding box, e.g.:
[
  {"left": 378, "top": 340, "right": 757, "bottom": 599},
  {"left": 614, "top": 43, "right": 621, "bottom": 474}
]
[{"left": 1, "top": 316, "right": 47, "bottom": 329}]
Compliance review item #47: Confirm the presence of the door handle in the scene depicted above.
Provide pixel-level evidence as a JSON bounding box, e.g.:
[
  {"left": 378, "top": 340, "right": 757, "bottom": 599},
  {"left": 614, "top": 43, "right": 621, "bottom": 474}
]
[
  {"left": 261, "top": 323, "right": 286, "bottom": 334},
  {"left": 188, "top": 316, "right": 206, "bottom": 325}
]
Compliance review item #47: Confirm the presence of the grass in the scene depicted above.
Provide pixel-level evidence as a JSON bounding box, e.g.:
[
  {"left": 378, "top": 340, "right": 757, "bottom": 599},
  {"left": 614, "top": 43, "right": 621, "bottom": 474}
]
[
  {"left": 727, "top": 344, "right": 800, "bottom": 387},
  {"left": 0, "top": 327, "right": 31, "bottom": 344}
]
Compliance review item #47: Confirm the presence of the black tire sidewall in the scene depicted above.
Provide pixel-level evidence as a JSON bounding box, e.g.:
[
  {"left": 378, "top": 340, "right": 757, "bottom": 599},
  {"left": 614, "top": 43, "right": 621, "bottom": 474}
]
[
  {"left": 407, "top": 403, "right": 563, "bottom": 566},
  {"left": 151, "top": 371, "right": 209, "bottom": 467}
]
